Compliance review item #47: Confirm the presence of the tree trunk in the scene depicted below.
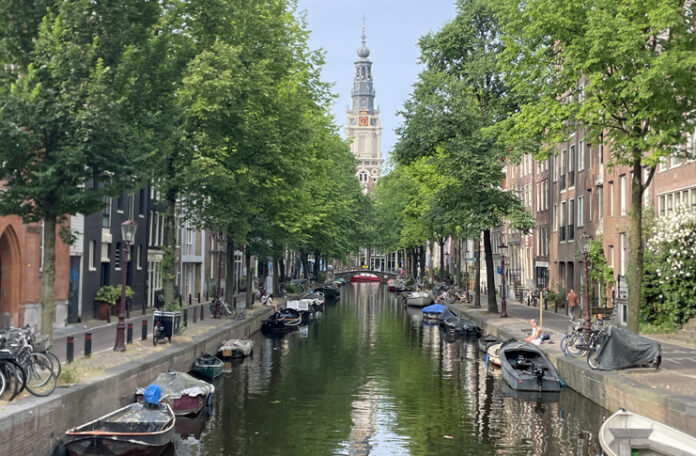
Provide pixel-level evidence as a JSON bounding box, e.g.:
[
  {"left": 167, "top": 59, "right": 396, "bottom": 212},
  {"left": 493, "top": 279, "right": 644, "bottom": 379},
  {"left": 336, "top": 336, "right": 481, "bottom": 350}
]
[
  {"left": 454, "top": 238, "right": 461, "bottom": 287},
  {"left": 439, "top": 239, "right": 445, "bottom": 279},
  {"left": 225, "top": 238, "right": 235, "bottom": 306},
  {"left": 484, "top": 229, "right": 498, "bottom": 313},
  {"left": 366, "top": 247, "right": 372, "bottom": 270},
  {"left": 40, "top": 215, "right": 57, "bottom": 341},
  {"left": 245, "top": 248, "right": 253, "bottom": 308},
  {"left": 162, "top": 195, "right": 177, "bottom": 310},
  {"left": 279, "top": 255, "right": 286, "bottom": 284},
  {"left": 301, "top": 252, "right": 310, "bottom": 280},
  {"left": 474, "top": 238, "right": 481, "bottom": 308},
  {"left": 419, "top": 245, "right": 426, "bottom": 279},
  {"left": 628, "top": 162, "right": 644, "bottom": 332},
  {"left": 273, "top": 256, "right": 280, "bottom": 295},
  {"left": 314, "top": 250, "right": 320, "bottom": 279}
]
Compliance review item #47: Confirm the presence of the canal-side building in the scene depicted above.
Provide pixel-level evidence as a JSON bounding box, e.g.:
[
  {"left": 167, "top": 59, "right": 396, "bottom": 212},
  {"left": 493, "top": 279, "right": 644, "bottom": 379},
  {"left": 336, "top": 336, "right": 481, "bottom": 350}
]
[{"left": 345, "top": 25, "right": 383, "bottom": 196}]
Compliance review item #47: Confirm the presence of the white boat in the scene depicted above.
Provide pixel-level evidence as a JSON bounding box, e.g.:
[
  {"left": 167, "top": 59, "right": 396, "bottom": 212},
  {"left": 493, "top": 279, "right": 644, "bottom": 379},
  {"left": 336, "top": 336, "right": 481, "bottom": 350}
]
[
  {"left": 487, "top": 342, "right": 502, "bottom": 367},
  {"left": 405, "top": 291, "right": 433, "bottom": 307},
  {"left": 218, "top": 338, "right": 254, "bottom": 358},
  {"left": 599, "top": 408, "right": 696, "bottom": 456}
]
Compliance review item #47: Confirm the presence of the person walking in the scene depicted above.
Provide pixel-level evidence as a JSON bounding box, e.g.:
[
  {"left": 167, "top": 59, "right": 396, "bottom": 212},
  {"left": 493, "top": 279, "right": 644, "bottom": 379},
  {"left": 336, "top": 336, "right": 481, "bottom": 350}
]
[{"left": 567, "top": 289, "right": 579, "bottom": 319}]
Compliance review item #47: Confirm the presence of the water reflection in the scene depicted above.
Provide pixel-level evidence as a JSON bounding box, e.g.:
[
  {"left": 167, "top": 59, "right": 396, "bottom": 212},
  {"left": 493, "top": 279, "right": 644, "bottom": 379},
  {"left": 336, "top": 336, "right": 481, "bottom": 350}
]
[{"left": 165, "top": 284, "right": 605, "bottom": 455}]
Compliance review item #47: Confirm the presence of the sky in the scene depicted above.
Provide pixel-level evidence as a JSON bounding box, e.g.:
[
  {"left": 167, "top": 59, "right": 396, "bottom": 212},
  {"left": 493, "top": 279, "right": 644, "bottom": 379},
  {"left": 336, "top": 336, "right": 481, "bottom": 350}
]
[{"left": 295, "top": 0, "right": 458, "bottom": 165}]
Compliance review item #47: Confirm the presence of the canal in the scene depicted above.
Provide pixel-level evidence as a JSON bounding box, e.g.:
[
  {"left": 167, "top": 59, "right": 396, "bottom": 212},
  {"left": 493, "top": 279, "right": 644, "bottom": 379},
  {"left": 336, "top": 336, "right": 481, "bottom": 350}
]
[{"left": 170, "top": 283, "right": 608, "bottom": 455}]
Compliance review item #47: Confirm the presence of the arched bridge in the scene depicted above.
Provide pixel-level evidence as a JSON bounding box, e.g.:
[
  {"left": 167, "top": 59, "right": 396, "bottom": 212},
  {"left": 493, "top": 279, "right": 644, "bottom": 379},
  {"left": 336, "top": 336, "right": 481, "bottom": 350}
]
[{"left": 332, "top": 269, "right": 397, "bottom": 283}]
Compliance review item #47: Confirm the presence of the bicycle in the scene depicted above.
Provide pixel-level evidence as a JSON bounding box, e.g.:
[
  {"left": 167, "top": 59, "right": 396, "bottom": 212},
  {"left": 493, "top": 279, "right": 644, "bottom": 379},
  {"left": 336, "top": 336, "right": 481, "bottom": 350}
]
[{"left": 209, "top": 297, "right": 246, "bottom": 320}]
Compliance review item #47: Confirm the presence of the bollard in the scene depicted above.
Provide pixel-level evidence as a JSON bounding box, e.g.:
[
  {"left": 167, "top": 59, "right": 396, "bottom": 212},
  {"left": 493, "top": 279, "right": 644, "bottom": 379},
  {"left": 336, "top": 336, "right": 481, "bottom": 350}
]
[
  {"left": 84, "top": 333, "right": 92, "bottom": 358},
  {"left": 192, "top": 305, "right": 197, "bottom": 323},
  {"left": 183, "top": 308, "right": 188, "bottom": 327},
  {"left": 66, "top": 336, "right": 74, "bottom": 364},
  {"left": 179, "top": 295, "right": 183, "bottom": 307},
  {"left": 189, "top": 294, "right": 192, "bottom": 306},
  {"left": 197, "top": 293, "right": 201, "bottom": 303},
  {"left": 142, "top": 319, "right": 148, "bottom": 340},
  {"left": 200, "top": 304, "right": 204, "bottom": 320},
  {"left": 554, "top": 299, "right": 558, "bottom": 313},
  {"left": 127, "top": 323, "right": 133, "bottom": 344}
]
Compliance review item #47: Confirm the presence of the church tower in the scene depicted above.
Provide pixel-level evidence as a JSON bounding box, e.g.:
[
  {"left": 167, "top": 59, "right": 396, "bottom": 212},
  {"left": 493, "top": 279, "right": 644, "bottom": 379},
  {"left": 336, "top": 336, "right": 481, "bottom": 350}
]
[{"left": 346, "top": 24, "right": 383, "bottom": 195}]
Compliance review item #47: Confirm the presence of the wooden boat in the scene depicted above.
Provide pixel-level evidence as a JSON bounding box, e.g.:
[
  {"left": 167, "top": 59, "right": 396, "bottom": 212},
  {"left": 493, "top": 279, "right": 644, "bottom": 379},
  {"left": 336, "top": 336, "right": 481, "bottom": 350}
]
[
  {"left": 136, "top": 371, "right": 214, "bottom": 416},
  {"left": 313, "top": 282, "right": 340, "bottom": 300},
  {"left": 599, "top": 408, "right": 696, "bottom": 456},
  {"left": 261, "top": 308, "right": 303, "bottom": 333},
  {"left": 191, "top": 354, "right": 224, "bottom": 380},
  {"left": 478, "top": 334, "right": 501, "bottom": 353},
  {"left": 405, "top": 291, "right": 433, "bottom": 307},
  {"left": 487, "top": 342, "right": 503, "bottom": 367},
  {"left": 218, "top": 338, "right": 253, "bottom": 359},
  {"left": 63, "top": 402, "right": 175, "bottom": 456},
  {"left": 499, "top": 340, "right": 561, "bottom": 392},
  {"left": 351, "top": 273, "right": 381, "bottom": 283}
]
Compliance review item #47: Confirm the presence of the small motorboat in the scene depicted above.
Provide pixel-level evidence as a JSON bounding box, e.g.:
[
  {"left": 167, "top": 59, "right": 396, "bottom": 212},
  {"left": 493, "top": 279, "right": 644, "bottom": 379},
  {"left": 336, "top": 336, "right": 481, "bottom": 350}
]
[
  {"left": 421, "top": 303, "right": 447, "bottom": 321},
  {"left": 285, "top": 299, "right": 315, "bottom": 322},
  {"left": 443, "top": 316, "right": 479, "bottom": 336},
  {"left": 351, "top": 273, "right": 381, "bottom": 283},
  {"left": 300, "top": 291, "right": 325, "bottom": 311},
  {"left": 218, "top": 338, "right": 254, "bottom": 359},
  {"left": 478, "top": 334, "right": 501, "bottom": 353},
  {"left": 487, "top": 342, "right": 503, "bottom": 367},
  {"left": 261, "top": 308, "right": 303, "bottom": 333},
  {"left": 313, "top": 282, "right": 340, "bottom": 300},
  {"left": 136, "top": 371, "right": 214, "bottom": 416},
  {"left": 404, "top": 291, "right": 433, "bottom": 307},
  {"left": 499, "top": 340, "right": 561, "bottom": 392},
  {"left": 64, "top": 385, "right": 175, "bottom": 456},
  {"left": 191, "top": 354, "right": 224, "bottom": 381},
  {"left": 599, "top": 408, "right": 696, "bottom": 456},
  {"left": 335, "top": 278, "right": 346, "bottom": 286}
]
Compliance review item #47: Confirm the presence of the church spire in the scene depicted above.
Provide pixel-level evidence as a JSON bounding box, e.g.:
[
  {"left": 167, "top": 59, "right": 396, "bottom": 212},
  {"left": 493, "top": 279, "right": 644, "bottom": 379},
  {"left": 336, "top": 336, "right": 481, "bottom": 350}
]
[{"left": 351, "top": 17, "right": 375, "bottom": 113}]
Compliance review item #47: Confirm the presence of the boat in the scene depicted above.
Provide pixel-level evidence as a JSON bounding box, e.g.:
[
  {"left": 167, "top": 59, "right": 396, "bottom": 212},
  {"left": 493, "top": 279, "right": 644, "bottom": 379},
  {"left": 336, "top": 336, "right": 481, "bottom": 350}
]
[
  {"left": 335, "top": 277, "right": 346, "bottom": 286},
  {"left": 64, "top": 385, "right": 175, "bottom": 456},
  {"left": 599, "top": 408, "right": 696, "bottom": 456},
  {"left": 498, "top": 340, "right": 562, "bottom": 392},
  {"left": 421, "top": 303, "right": 447, "bottom": 321},
  {"left": 404, "top": 291, "right": 433, "bottom": 307},
  {"left": 218, "top": 338, "right": 254, "bottom": 359},
  {"left": 136, "top": 371, "right": 214, "bottom": 416},
  {"left": 443, "top": 316, "right": 479, "bottom": 336},
  {"left": 285, "top": 299, "right": 315, "bottom": 322},
  {"left": 486, "top": 342, "right": 502, "bottom": 367},
  {"left": 191, "top": 354, "right": 224, "bottom": 380},
  {"left": 261, "top": 308, "right": 303, "bottom": 333},
  {"left": 351, "top": 272, "right": 381, "bottom": 283},
  {"left": 313, "top": 282, "right": 340, "bottom": 300},
  {"left": 478, "top": 334, "right": 501, "bottom": 353},
  {"left": 299, "top": 291, "right": 325, "bottom": 311}
]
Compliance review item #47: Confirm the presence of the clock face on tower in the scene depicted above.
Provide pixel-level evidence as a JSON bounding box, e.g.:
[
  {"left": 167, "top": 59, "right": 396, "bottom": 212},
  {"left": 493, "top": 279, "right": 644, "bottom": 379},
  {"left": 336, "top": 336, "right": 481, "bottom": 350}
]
[{"left": 358, "top": 116, "right": 368, "bottom": 126}]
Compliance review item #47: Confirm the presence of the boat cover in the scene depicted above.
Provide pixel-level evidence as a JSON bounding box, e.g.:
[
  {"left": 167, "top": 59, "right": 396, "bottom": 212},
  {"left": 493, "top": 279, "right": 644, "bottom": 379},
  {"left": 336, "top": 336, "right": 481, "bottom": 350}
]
[
  {"left": 438, "top": 306, "right": 458, "bottom": 322},
  {"left": 137, "top": 371, "right": 214, "bottom": 400},
  {"left": 144, "top": 384, "right": 162, "bottom": 405},
  {"left": 104, "top": 403, "right": 171, "bottom": 433},
  {"left": 592, "top": 326, "right": 662, "bottom": 370},
  {"left": 422, "top": 303, "right": 447, "bottom": 314}
]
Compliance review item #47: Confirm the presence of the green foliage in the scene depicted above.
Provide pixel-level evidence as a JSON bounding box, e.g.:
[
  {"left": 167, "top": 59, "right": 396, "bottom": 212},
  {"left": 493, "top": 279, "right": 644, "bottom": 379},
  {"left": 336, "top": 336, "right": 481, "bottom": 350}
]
[
  {"left": 95, "top": 285, "right": 135, "bottom": 306},
  {"left": 588, "top": 237, "right": 614, "bottom": 293}
]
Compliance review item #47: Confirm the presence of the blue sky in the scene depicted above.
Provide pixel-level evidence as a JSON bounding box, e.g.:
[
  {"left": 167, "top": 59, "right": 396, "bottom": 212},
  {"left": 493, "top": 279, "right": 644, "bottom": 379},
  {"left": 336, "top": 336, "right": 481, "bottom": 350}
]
[{"left": 295, "top": 1, "right": 458, "bottom": 165}]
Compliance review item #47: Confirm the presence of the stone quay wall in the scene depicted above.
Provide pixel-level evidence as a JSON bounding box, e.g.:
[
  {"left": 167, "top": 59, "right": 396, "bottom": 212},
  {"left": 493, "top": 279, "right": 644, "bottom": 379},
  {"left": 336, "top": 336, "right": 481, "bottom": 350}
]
[{"left": 0, "top": 308, "right": 272, "bottom": 456}]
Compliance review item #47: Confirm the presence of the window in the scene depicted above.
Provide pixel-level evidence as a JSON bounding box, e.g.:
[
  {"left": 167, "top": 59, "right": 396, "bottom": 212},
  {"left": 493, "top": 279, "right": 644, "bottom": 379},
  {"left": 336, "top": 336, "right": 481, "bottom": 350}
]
[
  {"left": 117, "top": 194, "right": 125, "bottom": 213},
  {"left": 568, "top": 199, "right": 575, "bottom": 240},
  {"left": 609, "top": 182, "right": 615, "bottom": 216},
  {"left": 114, "top": 242, "right": 122, "bottom": 270},
  {"left": 671, "top": 155, "right": 682, "bottom": 168},
  {"left": 659, "top": 195, "right": 666, "bottom": 216},
  {"left": 553, "top": 155, "right": 558, "bottom": 182},
  {"left": 569, "top": 145, "right": 575, "bottom": 187},
  {"left": 560, "top": 201, "right": 567, "bottom": 241},
  {"left": 620, "top": 233, "right": 627, "bottom": 275},
  {"left": 560, "top": 149, "right": 567, "bottom": 190},
  {"left": 577, "top": 196, "right": 584, "bottom": 227},
  {"left": 139, "top": 189, "right": 146, "bottom": 216},
  {"left": 587, "top": 191, "right": 592, "bottom": 222},
  {"left": 620, "top": 175, "right": 627, "bottom": 216},
  {"left": 89, "top": 240, "right": 97, "bottom": 271},
  {"left": 598, "top": 187, "right": 604, "bottom": 219},
  {"left": 553, "top": 204, "right": 558, "bottom": 231},
  {"left": 578, "top": 141, "right": 584, "bottom": 171},
  {"left": 102, "top": 197, "right": 111, "bottom": 228},
  {"left": 137, "top": 245, "right": 142, "bottom": 270},
  {"left": 128, "top": 193, "right": 135, "bottom": 218},
  {"left": 658, "top": 156, "right": 667, "bottom": 172}
]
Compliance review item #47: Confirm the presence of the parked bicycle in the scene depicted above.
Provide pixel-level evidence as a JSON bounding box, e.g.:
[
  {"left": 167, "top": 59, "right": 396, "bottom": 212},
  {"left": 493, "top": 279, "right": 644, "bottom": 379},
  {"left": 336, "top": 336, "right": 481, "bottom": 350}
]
[
  {"left": 209, "top": 297, "right": 246, "bottom": 320},
  {"left": 0, "top": 326, "right": 58, "bottom": 399}
]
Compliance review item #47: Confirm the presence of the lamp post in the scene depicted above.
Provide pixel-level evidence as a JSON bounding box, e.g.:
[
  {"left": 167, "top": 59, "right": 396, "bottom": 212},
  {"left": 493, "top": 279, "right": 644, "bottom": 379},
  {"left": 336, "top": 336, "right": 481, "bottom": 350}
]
[
  {"left": 580, "top": 234, "right": 592, "bottom": 334},
  {"left": 498, "top": 243, "right": 508, "bottom": 318},
  {"left": 212, "top": 231, "right": 225, "bottom": 318},
  {"left": 114, "top": 219, "right": 137, "bottom": 352}
]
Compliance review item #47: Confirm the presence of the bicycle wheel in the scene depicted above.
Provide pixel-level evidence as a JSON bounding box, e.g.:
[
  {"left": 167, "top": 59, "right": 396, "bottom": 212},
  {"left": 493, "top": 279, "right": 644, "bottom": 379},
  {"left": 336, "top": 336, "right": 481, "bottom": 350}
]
[
  {"left": 44, "top": 351, "right": 62, "bottom": 379},
  {"left": 587, "top": 347, "right": 601, "bottom": 370},
  {"left": 4, "top": 359, "right": 27, "bottom": 400},
  {"left": 24, "top": 352, "right": 57, "bottom": 396},
  {"left": 0, "top": 364, "right": 6, "bottom": 398},
  {"left": 565, "top": 332, "right": 586, "bottom": 358}
]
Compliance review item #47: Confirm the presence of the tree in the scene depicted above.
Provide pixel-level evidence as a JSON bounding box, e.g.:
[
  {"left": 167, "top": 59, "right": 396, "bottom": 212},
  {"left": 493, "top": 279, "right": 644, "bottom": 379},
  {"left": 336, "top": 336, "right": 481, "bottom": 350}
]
[
  {"left": 498, "top": 0, "right": 696, "bottom": 331},
  {"left": 0, "top": 1, "right": 162, "bottom": 340}
]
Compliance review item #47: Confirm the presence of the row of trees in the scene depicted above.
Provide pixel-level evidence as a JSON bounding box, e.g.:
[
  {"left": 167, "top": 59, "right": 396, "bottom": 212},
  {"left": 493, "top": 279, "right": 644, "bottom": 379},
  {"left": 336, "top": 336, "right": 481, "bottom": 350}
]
[
  {"left": 0, "top": 0, "right": 370, "bottom": 341},
  {"left": 374, "top": 0, "right": 696, "bottom": 332}
]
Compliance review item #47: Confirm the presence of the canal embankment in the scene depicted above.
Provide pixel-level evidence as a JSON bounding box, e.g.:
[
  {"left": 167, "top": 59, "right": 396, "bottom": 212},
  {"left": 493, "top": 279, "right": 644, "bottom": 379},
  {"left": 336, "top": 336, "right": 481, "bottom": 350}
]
[
  {"left": 0, "top": 304, "right": 274, "bottom": 456},
  {"left": 453, "top": 300, "right": 696, "bottom": 436}
]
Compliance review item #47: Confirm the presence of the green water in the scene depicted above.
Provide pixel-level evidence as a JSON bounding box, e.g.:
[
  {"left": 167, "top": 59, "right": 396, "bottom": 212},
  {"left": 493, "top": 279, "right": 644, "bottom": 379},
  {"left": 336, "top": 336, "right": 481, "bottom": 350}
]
[{"left": 172, "top": 283, "right": 607, "bottom": 455}]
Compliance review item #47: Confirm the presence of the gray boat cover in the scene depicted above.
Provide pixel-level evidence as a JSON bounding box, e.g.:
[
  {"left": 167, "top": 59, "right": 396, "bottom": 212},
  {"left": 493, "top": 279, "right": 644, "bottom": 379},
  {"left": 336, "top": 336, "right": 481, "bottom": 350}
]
[
  {"left": 136, "top": 371, "right": 214, "bottom": 400},
  {"left": 593, "top": 326, "right": 661, "bottom": 370},
  {"left": 438, "top": 306, "right": 458, "bottom": 322}
]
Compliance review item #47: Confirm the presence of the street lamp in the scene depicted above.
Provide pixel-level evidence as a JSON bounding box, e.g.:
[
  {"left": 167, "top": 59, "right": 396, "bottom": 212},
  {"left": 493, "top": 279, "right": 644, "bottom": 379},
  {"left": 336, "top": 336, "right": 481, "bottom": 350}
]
[
  {"left": 580, "top": 234, "right": 592, "bottom": 334},
  {"left": 114, "top": 219, "right": 137, "bottom": 352},
  {"left": 211, "top": 231, "right": 225, "bottom": 318},
  {"left": 498, "top": 243, "right": 508, "bottom": 318}
]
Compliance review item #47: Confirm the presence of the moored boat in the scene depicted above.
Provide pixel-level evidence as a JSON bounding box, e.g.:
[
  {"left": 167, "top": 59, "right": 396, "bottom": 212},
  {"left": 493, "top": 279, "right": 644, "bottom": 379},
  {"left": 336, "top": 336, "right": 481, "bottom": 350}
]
[
  {"left": 351, "top": 273, "right": 381, "bottom": 283},
  {"left": 313, "top": 282, "right": 340, "bottom": 300},
  {"left": 499, "top": 340, "right": 561, "bottom": 392},
  {"left": 421, "top": 303, "right": 447, "bottom": 321},
  {"left": 443, "top": 316, "right": 479, "bottom": 336},
  {"left": 218, "top": 338, "right": 254, "bottom": 359},
  {"left": 487, "top": 342, "right": 503, "bottom": 367},
  {"left": 261, "top": 308, "right": 303, "bottom": 333},
  {"left": 299, "top": 291, "right": 325, "bottom": 311},
  {"left": 136, "top": 371, "right": 214, "bottom": 416},
  {"left": 285, "top": 299, "right": 315, "bottom": 322},
  {"left": 599, "top": 408, "right": 696, "bottom": 456},
  {"left": 64, "top": 385, "right": 175, "bottom": 456},
  {"left": 404, "top": 291, "right": 433, "bottom": 307},
  {"left": 478, "top": 334, "right": 501, "bottom": 353},
  {"left": 191, "top": 354, "right": 224, "bottom": 380}
]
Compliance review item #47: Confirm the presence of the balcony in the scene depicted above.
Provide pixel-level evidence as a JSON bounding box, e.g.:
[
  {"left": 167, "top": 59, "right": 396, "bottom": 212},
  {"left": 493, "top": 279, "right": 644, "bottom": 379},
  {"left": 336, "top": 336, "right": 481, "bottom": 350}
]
[{"left": 560, "top": 225, "right": 566, "bottom": 241}]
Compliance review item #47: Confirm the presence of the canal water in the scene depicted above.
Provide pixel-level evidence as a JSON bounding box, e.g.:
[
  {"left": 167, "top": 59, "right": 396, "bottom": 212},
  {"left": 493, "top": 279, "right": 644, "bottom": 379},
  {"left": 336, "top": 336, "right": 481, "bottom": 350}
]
[{"left": 169, "top": 283, "right": 608, "bottom": 455}]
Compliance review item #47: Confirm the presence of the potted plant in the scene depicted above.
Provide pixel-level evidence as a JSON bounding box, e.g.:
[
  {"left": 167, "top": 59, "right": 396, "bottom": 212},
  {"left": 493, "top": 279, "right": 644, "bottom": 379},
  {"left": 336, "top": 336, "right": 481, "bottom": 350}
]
[{"left": 95, "top": 285, "right": 134, "bottom": 323}]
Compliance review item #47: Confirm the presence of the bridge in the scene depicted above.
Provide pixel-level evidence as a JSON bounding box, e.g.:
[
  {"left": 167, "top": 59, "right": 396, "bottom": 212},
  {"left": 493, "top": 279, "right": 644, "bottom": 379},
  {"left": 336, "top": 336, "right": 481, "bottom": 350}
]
[{"left": 332, "top": 269, "right": 397, "bottom": 283}]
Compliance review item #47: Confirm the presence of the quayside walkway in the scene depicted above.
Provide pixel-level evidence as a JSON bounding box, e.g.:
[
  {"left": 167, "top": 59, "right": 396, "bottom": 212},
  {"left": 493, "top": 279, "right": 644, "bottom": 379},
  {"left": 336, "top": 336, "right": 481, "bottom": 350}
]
[{"left": 452, "top": 295, "right": 696, "bottom": 436}]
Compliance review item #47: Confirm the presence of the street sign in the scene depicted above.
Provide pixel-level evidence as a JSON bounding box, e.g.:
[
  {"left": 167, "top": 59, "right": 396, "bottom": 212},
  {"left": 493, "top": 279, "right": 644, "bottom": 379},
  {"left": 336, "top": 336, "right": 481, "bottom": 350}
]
[{"left": 497, "top": 266, "right": 503, "bottom": 275}]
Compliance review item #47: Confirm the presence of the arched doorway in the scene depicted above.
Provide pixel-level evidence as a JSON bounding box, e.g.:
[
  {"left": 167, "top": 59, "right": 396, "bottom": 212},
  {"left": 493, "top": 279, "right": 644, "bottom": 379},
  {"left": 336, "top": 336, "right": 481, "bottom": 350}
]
[{"left": 0, "top": 226, "right": 21, "bottom": 327}]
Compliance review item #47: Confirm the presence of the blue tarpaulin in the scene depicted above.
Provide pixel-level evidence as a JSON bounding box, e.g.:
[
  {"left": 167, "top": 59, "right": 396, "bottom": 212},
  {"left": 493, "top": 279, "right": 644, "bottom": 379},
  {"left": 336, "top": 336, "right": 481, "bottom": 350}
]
[
  {"left": 144, "top": 384, "right": 162, "bottom": 405},
  {"left": 422, "top": 304, "right": 447, "bottom": 314}
]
